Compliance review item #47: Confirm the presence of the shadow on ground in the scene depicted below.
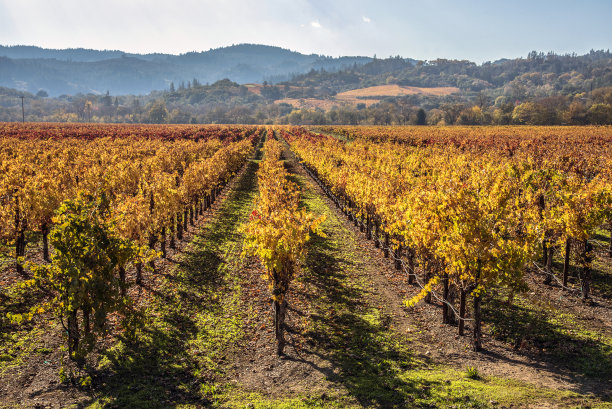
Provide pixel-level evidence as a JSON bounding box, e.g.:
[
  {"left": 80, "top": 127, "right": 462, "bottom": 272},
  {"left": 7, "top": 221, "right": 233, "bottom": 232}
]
[
  {"left": 484, "top": 294, "right": 612, "bottom": 397},
  {"left": 280, "top": 161, "right": 451, "bottom": 408},
  {"left": 74, "top": 159, "right": 260, "bottom": 408}
]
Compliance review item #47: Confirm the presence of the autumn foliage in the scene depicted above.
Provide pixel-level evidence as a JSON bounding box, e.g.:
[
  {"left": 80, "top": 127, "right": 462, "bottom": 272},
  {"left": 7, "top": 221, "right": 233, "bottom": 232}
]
[
  {"left": 283, "top": 125, "right": 612, "bottom": 350},
  {"left": 242, "top": 136, "right": 325, "bottom": 355},
  {"left": 1, "top": 123, "right": 261, "bottom": 358}
]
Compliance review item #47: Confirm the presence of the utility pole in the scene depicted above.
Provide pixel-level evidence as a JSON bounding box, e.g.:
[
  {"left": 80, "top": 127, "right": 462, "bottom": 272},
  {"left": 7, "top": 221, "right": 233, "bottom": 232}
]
[{"left": 20, "top": 95, "right": 25, "bottom": 123}]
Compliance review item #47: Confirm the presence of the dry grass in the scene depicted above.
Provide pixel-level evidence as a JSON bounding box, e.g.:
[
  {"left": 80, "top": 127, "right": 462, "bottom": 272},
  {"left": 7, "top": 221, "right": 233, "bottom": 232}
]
[
  {"left": 268, "top": 84, "right": 459, "bottom": 111},
  {"left": 336, "top": 84, "right": 459, "bottom": 99},
  {"left": 244, "top": 83, "right": 263, "bottom": 95}
]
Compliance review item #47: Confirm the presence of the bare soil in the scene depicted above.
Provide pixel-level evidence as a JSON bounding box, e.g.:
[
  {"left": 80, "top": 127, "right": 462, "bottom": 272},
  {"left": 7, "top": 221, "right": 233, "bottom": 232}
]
[
  {"left": 1, "top": 140, "right": 611, "bottom": 408},
  {"left": 0, "top": 163, "right": 251, "bottom": 409},
  {"left": 225, "top": 145, "right": 612, "bottom": 401}
]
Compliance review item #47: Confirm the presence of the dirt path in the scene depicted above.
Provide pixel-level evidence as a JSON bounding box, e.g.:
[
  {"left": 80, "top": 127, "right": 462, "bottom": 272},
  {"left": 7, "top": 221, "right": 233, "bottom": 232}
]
[
  {"left": 225, "top": 140, "right": 612, "bottom": 405},
  {"left": 3, "top": 135, "right": 609, "bottom": 408},
  {"left": 0, "top": 148, "right": 262, "bottom": 409},
  {"left": 292, "top": 146, "right": 612, "bottom": 394},
  {"left": 229, "top": 144, "right": 424, "bottom": 407},
  {"left": 223, "top": 141, "right": 611, "bottom": 407}
]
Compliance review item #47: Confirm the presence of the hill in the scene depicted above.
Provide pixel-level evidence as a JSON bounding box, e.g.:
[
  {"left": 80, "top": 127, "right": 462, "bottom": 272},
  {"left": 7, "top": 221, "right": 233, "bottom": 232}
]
[
  {"left": 0, "top": 48, "right": 611, "bottom": 126},
  {"left": 336, "top": 85, "right": 459, "bottom": 99},
  {"left": 0, "top": 44, "right": 372, "bottom": 96}
]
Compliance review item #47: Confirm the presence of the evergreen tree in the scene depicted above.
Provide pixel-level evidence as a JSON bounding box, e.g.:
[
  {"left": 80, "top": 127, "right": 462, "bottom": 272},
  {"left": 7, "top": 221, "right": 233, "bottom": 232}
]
[
  {"left": 102, "top": 90, "right": 112, "bottom": 107},
  {"left": 416, "top": 108, "right": 427, "bottom": 125}
]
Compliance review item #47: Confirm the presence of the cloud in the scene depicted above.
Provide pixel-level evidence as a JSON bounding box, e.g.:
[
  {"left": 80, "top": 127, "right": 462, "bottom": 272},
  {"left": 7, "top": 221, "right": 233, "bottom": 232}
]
[
  {"left": 310, "top": 20, "right": 321, "bottom": 28},
  {"left": 362, "top": 16, "right": 371, "bottom": 23}
]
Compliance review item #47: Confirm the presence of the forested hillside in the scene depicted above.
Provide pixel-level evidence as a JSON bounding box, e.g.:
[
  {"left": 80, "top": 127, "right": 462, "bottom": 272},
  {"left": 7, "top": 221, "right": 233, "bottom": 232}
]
[
  {"left": 0, "top": 47, "right": 611, "bottom": 125},
  {"left": 0, "top": 44, "right": 371, "bottom": 95}
]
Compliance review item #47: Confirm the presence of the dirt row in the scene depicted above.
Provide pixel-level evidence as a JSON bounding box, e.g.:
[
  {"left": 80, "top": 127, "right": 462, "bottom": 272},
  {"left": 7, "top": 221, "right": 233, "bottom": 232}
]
[
  {"left": 2, "top": 137, "right": 610, "bottom": 407},
  {"left": 227, "top": 143, "right": 612, "bottom": 400},
  {"left": 0, "top": 153, "right": 255, "bottom": 409}
]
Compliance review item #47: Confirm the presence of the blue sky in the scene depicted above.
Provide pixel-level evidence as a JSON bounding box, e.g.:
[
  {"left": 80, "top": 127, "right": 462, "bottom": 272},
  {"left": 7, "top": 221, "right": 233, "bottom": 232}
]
[{"left": 1, "top": 0, "right": 611, "bottom": 62}]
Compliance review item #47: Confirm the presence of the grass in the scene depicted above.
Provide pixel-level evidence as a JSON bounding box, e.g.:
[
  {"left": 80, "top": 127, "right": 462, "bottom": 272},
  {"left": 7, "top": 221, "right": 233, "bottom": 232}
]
[
  {"left": 2, "top": 138, "right": 612, "bottom": 408},
  {"left": 0, "top": 262, "right": 53, "bottom": 378},
  {"left": 217, "top": 373, "right": 604, "bottom": 409},
  {"left": 590, "top": 228, "right": 612, "bottom": 298},
  {"left": 297, "top": 186, "right": 423, "bottom": 408},
  {"left": 0, "top": 327, "right": 46, "bottom": 375},
  {"left": 465, "top": 366, "right": 480, "bottom": 380},
  {"left": 83, "top": 157, "right": 261, "bottom": 408},
  {"left": 335, "top": 84, "right": 460, "bottom": 99},
  {"left": 0, "top": 251, "right": 11, "bottom": 272},
  {"left": 400, "top": 368, "right": 598, "bottom": 408},
  {"left": 218, "top": 154, "right": 612, "bottom": 408},
  {"left": 484, "top": 291, "right": 612, "bottom": 383}
]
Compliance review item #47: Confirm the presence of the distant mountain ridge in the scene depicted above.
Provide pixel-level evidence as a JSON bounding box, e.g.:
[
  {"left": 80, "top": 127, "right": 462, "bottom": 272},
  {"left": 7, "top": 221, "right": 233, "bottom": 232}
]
[{"left": 0, "top": 44, "right": 373, "bottom": 96}]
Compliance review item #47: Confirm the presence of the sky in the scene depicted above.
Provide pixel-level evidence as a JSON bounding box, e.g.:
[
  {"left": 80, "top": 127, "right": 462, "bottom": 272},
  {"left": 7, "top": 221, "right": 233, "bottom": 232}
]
[{"left": 1, "top": 0, "right": 611, "bottom": 62}]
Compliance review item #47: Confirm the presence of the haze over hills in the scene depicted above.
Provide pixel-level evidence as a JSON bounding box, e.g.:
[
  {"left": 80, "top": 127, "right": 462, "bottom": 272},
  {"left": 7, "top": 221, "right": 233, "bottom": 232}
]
[
  {"left": 0, "top": 44, "right": 611, "bottom": 126},
  {"left": 0, "top": 44, "right": 373, "bottom": 96}
]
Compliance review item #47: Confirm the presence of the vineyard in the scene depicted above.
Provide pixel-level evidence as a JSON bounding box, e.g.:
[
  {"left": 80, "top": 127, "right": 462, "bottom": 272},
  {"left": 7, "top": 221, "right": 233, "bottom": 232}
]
[
  {"left": 0, "top": 123, "right": 611, "bottom": 408},
  {"left": 287, "top": 126, "right": 612, "bottom": 345}
]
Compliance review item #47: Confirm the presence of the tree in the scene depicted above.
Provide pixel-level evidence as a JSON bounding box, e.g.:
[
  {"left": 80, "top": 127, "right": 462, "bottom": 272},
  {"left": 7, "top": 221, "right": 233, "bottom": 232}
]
[
  {"left": 587, "top": 103, "right": 612, "bottom": 124},
  {"left": 261, "top": 85, "right": 282, "bottom": 100},
  {"left": 148, "top": 99, "right": 169, "bottom": 124},
  {"left": 169, "top": 82, "right": 175, "bottom": 92},
  {"left": 441, "top": 103, "right": 465, "bottom": 125},
  {"left": 563, "top": 101, "right": 587, "bottom": 124},
  {"left": 512, "top": 102, "right": 541, "bottom": 124},
  {"left": 131, "top": 98, "right": 141, "bottom": 114},
  {"left": 591, "top": 86, "right": 612, "bottom": 105},
  {"left": 458, "top": 106, "right": 485, "bottom": 125},
  {"left": 101, "top": 91, "right": 112, "bottom": 107},
  {"left": 84, "top": 100, "right": 93, "bottom": 122},
  {"left": 416, "top": 108, "right": 427, "bottom": 125},
  {"left": 36, "top": 89, "right": 48, "bottom": 98},
  {"left": 169, "top": 108, "right": 192, "bottom": 124}
]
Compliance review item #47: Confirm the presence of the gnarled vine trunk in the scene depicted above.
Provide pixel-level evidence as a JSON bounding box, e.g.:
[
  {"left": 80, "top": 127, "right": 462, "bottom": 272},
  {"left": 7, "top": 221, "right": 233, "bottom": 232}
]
[
  {"left": 67, "top": 309, "right": 79, "bottom": 359},
  {"left": 119, "top": 266, "right": 126, "bottom": 296},
  {"left": 458, "top": 288, "right": 466, "bottom": 336},
  {"left": 274, "top": 299, "right": 287, "bottom": 356},
  {"left": 562, "top": 239, "right": 571, "bottom": 287},
  {"left": 42, "top": 222, "right": 50, "bottom": 262},
  {"left": 176, "top": 213, "right": 183, "bottom": 240},
  {"left": 271, "top": 267, "right": 291, "bottom": 356},
  {"left": 161, "top": 227, "right": 166, "bottom": 258},
  {"left": 14, "top": 199, "right": 27, "bottom": 276},
  {"left": 473, "top": 262, "right": 482, "bottom": 351},
  {"left": 579, "top": 240, "right": 593, "bottom": 301},
  {"left": 136, "top": 262, "right": 143, "bottom": 285},
  {"left": 544, "top": 246, "right": 554, "bottom": 285}
]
